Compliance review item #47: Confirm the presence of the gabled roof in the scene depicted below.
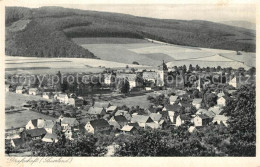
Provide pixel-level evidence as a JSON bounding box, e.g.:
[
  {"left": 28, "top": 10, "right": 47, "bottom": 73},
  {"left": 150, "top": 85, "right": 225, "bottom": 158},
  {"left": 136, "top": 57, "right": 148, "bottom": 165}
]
[
  {"left": 197, "top": 109, "right": 215, "bottom": 118},
  {"left": 149, "top": 113, "right": 162, "bottom": 122},
  {"left": 217, "top": 92, "right": 225, "bottom": 97},
  {"left": 94, "top": 102, "right": 111, "bottom": 108},
  {"left": 88, "top": 107, "right": 105, "bottom": 115},
  {"left": 44, "top": 120, "right": 56, "bottom": 128},
  {"left": 213, "top": 115, "right": 229, "bottom": 121},
  {"left": 113, "top": 115, "right": 128, "bottom": 123},
  {"left": 107, "top": 106, "right": 117, "bottom": 111},
  {"left": 60, "top": 117, "right": 77, "bottom": 125},
  {"left": 30, "top": 118, "right": 45, "bottom": 128},
  {"left": 121, "top": 125, "right": 135, "bottom": 132},
  {"left": 25, "top": 128, "right": 47, "bottom": 137},
  {"left": 116, "top": 73, "right": 137, "bottom": 81},
  {"left": 131, "top": 115, "right": 153, "bottom": 123},
  {"left": 196, "top": 114, "right": 210, "bottom": 119},
  {"left": 29, "top": 88, "right": 38, "bottom": 91},
  {"left": 57, "top": 93, "right": 68, "bottom": 98},
  {"left": 192, "top": 98, "right": 202, "bottom": 104},
  {"left": 142, "top": 71, "right": 158, "bottom": 80},
  {"left": 89, "top": 119, "right": 110, "bottom": 129},
  {"left": 169, "top": 95, "right": 178, "bottom": 102},
  {"left": 12, "top": 138, "right": 24, "bottom": 146},
  {"left": 164, "top": 104, "right": 180, "bottom": 111},
  {"left": 179, "top": 114, "right": 191, "bottom": 120},
  {"left": 43, "top": 133, "right": 58, "bottom": 140},
  {"left": 115, "top": 110, "right": 128, "bottom": 116},
  {"left": 208, "top": 106, "right": 223, "bottom": 115},
  {"left": 146, "top": 122, "right": 160, "bottom": 129},
  {"left": 16, "top": 86, "right": 25, "bottom": 90},
  {"left": 128, "top": 123, "right": 139, "bottom": 127}
]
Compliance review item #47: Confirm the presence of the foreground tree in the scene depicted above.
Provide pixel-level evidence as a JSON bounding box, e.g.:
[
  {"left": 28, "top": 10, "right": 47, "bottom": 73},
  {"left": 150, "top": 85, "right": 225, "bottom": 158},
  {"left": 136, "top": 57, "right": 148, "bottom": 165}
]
[{"left": 224, "top": 84, "right": 256, "bottom": 156}]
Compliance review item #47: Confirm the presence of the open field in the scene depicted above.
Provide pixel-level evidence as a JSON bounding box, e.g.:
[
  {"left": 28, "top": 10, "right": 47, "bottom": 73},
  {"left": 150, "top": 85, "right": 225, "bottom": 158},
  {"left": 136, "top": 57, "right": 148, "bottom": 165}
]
[
  {"left": 77, "top": 37, "right": 255, "bottom": 69},
  {"left": 5, "top": 92, "right": 52, "bottom": 108},
  {"left": 5, "top": 92, "right": 56, "bottom": 129},
  {"left": 6, "top": 110, "right": 56, "bottom": 129},
  {"left": 5, "top": 56, "right": 150, "bottom": 75}
]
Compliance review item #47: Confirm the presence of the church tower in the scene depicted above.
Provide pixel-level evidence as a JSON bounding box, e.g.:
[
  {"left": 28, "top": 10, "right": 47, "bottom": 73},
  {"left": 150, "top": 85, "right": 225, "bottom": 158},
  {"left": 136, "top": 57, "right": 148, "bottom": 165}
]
[{"left": 157, "top": 60, "right": 168, "bottom": 87}]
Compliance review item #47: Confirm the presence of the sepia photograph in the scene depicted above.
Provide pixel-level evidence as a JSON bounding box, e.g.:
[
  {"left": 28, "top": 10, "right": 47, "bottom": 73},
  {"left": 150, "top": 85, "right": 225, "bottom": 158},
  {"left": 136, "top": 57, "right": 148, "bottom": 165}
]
[{"left": 1, "top": 0, "right": 258, "bottom": 163}]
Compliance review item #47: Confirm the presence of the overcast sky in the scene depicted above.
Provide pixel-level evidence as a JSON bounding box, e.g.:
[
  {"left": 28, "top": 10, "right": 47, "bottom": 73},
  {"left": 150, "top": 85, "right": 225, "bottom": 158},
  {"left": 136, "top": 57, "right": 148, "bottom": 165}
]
[{"left": 6, "top": 3, "right": 256, "bottom": 23}]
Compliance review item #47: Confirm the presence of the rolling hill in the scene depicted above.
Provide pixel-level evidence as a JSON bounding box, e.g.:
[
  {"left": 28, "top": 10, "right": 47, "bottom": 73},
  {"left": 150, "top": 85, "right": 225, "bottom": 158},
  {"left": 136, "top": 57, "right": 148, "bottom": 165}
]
[{"left": 5, "top": 6, "right": 256, "bottom": 58}]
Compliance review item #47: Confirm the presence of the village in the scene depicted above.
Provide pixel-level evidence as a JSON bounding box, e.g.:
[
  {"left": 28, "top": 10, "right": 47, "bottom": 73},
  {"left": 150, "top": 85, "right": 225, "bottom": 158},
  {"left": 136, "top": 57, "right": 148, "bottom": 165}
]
[{"left": 5, "top": 61, "right": 255, "bottom": 155}]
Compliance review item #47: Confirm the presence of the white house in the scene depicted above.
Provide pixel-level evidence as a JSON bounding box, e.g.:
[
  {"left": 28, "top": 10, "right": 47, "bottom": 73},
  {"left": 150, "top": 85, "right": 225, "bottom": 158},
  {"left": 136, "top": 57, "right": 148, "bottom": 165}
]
[
  {"left": 176, "top": 115, "right": 191, "bottom": 127},
  {"left": 54, "top": 93, "right": 69, "bottom": 104},
  {"left": 217, "top": 97, "right": 226, "bottom": 107},
  {"left": 169, "top": 95, "right": 179, "bottom": 105},
  {"left": 212, "top": 115, "right": 229, "bottom": 127},
  {"left": 57, "top": 116, "right": 79, "bottom": 132},
  {"left": 193, "top": 114, "right": 211, "bottom": 127},
  {"left": 229, "top": 76, "right": 237, "bottom": 88},
  {"left": 42, "top": 92, "right": 52, "bottom": 99},
  {"left": 42, "top": 133, "right": 58, "bottom": 143},
  {"left": 5, "top": 84, "right": 11, "bottom": 92},
  {"left": 131, "top": 115, "right": 154, "bottom": 128},
  {"left": 16, "top": 86, "right": 25, "bottom": 94},
  {"left": 25, "top": 118, "right": 45, "bottom": 130},
  {"left": 43, "top": 120, "right": 61, "bottom": 134},
  {"left": 85, "top": 119, "right": 110, "bottom": 134},
  {"left": 28, "top": 88, "right": 39, "bottom": 95},
  {"left": 192, "top": 98, "right": 202, "bottom": 109}
]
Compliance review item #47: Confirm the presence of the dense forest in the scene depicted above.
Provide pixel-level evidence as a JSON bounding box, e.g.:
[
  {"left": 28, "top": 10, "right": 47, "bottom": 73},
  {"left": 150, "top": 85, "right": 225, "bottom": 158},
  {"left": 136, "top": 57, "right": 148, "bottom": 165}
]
[{"left": 5, "top": 6, "right": 255, "bottom": 58}]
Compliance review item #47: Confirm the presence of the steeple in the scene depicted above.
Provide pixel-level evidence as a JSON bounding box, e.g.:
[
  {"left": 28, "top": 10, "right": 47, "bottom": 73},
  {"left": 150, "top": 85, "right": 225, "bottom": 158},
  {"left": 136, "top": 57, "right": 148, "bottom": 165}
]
[{"left": 162, "top": 60, "right": 168, "bottom": 71}]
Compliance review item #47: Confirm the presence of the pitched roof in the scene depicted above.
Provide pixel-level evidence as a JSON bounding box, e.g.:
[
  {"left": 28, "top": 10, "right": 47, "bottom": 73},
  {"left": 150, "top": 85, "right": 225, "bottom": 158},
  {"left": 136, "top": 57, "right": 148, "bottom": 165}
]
[
  {"left": 44, "top": 120, "right": 56, "bottom": 128},
  {"left": 57, "top": 93, "right": 68, "bottom": 98},
  {"left": 113, "top": 115, "right": 128, "bottom": 123},
  {"left": 43, "top": 133, "right": 58, "bottom": 140},
  {"left": 116, "top": 73, "right": 137, "bottom": 81},
  {"left": 192, "top": 98, "right": 202, "bottom": 104},
  {"left": 25, "top": 128, "right": 47, "bottom": 137},
  {"left": 115, "top": 110, "right": 128, "bottom": 116},
  {"left": 196, "top": 109, "right": 215, "bottom": 118},
  {"left": 131, "top": 115, "right": 152, "bottom": 123},
  {"left": 196, "top": 114, "right": 210, "bottom": 119},
  {"left": 29, "top": 88, "right": 38, "bottom": 91},
  {"left": 12, "top": 138, "right": 24, "bottom": 146},
  {"left": 146, "top": 122, "right": 160, "bottom": 129},
  {"left": 149, "top": 113, "right": 162, "bottom": 122},
  {"left": 217, "top": 92, "right": 225, "bottom": 97},
  {"left": 60, "top": 117, "right": 77, "bottom": 125},
  {"left": 213, "top": 115, "right": 229, "bottom": 121},
  {"left": 88, "top": 107, "right": 105, "bottom": 115},
  {"left": 128, "top": 123, "right": 139, "bottom": 127},
  {"left": 179, "top": 114, "right": 191, "bottom": 120},
  {"left": 89, "top": 119, "right": 110, "bottom": 129},
  {"left": 107, "top": 106, "right": 117, "bottom": 111},
  {"left": 142, "top": 71, "right": 158, "bottom": 80},
  {"left": 164, "top": 104, "right": 180, "bottom": 111},
  {"left": 31, "top": 118, "right": 45, "bottom": 128},
  {"left": 94, "top": 102, "right": 111, "bottom": 108},
  {"left": 169, "top": 95, "right": 178, "bottom": 102},
  {"left": 121, "top": 125, "right": 135, "bottom": 132},
  {"left": 16, "top": 86, "right": 25, "bottom": 90},
  {"left": 208, "top": 106, "right": 223, "bottom": 115}
]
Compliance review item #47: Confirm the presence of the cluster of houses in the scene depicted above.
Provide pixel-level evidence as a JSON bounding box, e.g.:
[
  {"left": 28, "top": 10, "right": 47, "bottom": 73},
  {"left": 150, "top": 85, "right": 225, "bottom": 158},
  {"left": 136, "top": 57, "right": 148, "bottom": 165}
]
[{"left": 7, "top": 86, "right": 232, "bottom": 148}]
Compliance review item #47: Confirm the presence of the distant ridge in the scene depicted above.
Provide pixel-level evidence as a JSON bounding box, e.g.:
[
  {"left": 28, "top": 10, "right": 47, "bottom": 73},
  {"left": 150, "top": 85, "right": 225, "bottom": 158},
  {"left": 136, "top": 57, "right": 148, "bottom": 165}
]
[
  {"left": 5, "top": 6, "right": 256, "bottom": 58},
  {"left": 220, "top": 20, "right": 256, "bottom": 30}
]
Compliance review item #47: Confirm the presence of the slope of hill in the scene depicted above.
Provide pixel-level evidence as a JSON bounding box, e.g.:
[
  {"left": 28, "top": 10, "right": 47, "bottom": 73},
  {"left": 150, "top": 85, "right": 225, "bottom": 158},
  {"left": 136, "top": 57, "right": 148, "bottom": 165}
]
[
  {"left": 5, "top": 6, "right": 256, "bottom": 58},
  {"left": 220, "top": 20, "right": 256, "bottom": 30}
]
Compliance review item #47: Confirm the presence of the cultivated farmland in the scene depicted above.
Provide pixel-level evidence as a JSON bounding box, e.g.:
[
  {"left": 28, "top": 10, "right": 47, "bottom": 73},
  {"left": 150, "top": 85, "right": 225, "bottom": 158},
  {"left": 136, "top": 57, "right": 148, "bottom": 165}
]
[{"left": 76, "top": 37, "right": 256, "bottom": 69}]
